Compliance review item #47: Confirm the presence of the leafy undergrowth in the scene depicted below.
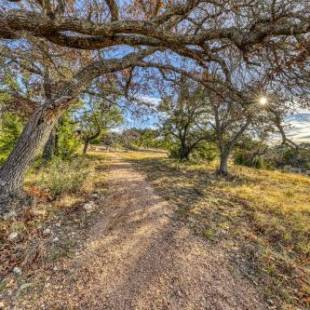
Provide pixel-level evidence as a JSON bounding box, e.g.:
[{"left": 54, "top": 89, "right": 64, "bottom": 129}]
[
  {"left": 0, "top": 153, "right": 108, "bottom": 306},
  {"left": 122, "top": 151, "right": 310, "bottom": 310},
  {"left": 29, "top": 158, "right": 91, "bottom": 198}
]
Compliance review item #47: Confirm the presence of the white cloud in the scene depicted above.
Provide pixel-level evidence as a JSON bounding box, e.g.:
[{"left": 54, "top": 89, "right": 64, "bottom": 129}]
[
  {"left": 135, "top": 95, "right": 161, "bottom": 107},
  {"left": 286, "top": 114, "right": 310, "bottom": 143},
  {"left": 272, "top": 110, "right": 310, "bottom": 143}
]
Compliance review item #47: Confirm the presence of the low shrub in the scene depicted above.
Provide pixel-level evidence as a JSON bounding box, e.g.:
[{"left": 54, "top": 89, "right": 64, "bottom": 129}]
[
  {"left": 264, "top": 144, "right": 310, "bottom": 170},
  {"left": 125, "top": 143, "right": 140, "bottom": 151},
  {"left": 234, "top": 150, "right": 265, "bottom": 169},
  {"left": 191, "top": 143, "right": 217, "bottom": 162},
  {"left": 37, "top": 158, "right": 90, "bottom": 198},
  {"left": 169, "top": 143, "right": 217, "bottom": 161},
  {"left": 168, "top": 145, "right": 180, "bottom": 159}
]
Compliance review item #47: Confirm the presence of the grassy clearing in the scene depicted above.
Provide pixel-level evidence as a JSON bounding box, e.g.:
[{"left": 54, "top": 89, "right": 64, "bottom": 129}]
[
  {"left": 0, "top": 153, "right": 108, "bottom": 302},
  {"left": 121, "top": 151, "right": 310, "bottom": 309}
]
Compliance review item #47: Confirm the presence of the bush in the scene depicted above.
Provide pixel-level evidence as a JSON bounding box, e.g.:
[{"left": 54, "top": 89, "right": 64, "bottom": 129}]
[
  {"left": 169, "top": 142, "right": 217, "bottom": 161},
  {"left": 0, "top": 112, "right": 24, "bottom": 163},
  {"left": 267, "top": 144, "right": 310, "bottom": 169},
  {"left": 190, "top": 143, "right": 217, "bottom": 161},
  {"left": 57, "top": 113, "right": 81, "bottom": 160},
  {"left": 125, "top": 143, "right": 140, "bottom": 151},
  {"left": 38, "top": 158, "right": 90, "bottom": 197},
  {"left": 168, "top": 145, "right": 180, "bottom": 159},
  {"left": 234, "top": 150, "right": 265, "bottom": 169}
]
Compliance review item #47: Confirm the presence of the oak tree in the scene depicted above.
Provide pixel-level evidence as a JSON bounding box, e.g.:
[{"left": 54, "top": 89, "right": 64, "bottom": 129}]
[{"left": 0, "top": 0, "right": 309, "bottom": 206}]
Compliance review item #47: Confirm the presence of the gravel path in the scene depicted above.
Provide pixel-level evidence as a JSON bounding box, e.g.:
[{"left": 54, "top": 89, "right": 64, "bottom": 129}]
[{"left": 14, "top": 156, "right": 266, "bottom": 309}]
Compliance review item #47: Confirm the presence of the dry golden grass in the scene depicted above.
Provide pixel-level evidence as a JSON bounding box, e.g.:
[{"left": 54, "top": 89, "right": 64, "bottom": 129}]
[
  {"left": 0, "top": 152, "right": 108, "bottom": 292},
  {"left": 122, "top": 150, "right": 310, "bottom": 309}
]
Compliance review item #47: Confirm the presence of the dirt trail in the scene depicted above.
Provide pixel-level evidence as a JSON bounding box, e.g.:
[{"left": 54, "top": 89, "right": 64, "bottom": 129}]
[{"left": 15, "top": 155, "right": 265, "bottom": 309}]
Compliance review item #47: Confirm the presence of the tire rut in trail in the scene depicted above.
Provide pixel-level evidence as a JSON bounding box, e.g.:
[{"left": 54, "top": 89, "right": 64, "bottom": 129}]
[{"left": 14, "top": 156, "right": 266, "bottom": 310}]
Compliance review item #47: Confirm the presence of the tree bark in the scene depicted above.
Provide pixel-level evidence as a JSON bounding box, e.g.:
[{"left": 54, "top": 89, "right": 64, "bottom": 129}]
[
  {"left": 217, "top": 150, "right": 230, "bottom": 176},
  {"left": 179, "top": 144, "right": 190, "bottom": 160},
  {"left": 42, "top": 127, "right": 57, "bottom": 161},
  {"left": 82, "top": 129, "right": 101, "bottom": 155},
  {"left": 83, "top": 139, "right": 90, "bottom": 155},
  {"left": 0, "top": 106, "right": 59, "bottom": 205}
]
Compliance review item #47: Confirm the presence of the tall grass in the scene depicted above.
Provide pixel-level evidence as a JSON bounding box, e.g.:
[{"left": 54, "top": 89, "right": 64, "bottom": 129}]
[{"left": 28, "top": 157, "right": 93, "bottom": 198}]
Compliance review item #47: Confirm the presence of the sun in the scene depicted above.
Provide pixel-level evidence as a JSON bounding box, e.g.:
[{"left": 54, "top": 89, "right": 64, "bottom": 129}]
[{"left": 259, "top": 96, "right": 268, "bottom": 106}]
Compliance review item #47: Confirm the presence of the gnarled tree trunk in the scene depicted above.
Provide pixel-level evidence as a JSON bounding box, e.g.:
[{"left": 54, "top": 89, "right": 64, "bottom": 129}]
[
  {"left": 83, "top": 139, "right": 90, "bottom": 155},
  {"left": 217, "top": 149, "right": 230, "bottom": 176},
  {"left": 0, "top": 106, "right": 59, "bottom": 206},
  {"left": 179, "top": 148, "right": 190, "bottom": 160},
  {"left": 178, "top": 141, "right": 191, "bottom": 160},
  {"left": 82, "top": 129, "right": 101, "bottom": 155},
  {"left": 43, "top": 127, "right": 57, "bottom": 161}
]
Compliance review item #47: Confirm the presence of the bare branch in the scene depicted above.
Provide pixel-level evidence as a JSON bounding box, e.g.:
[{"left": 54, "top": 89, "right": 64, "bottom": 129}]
[{"left": 105, "top": 0, "right": 119, "bottom": 21}]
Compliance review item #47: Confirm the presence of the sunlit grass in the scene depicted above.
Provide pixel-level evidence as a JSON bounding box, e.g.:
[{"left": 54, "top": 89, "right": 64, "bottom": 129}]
[
  {"left": 25, "top": 152, "right": 107, "bottom": 201},
  {"left": 226, "top": 165, "right": 310, "bottom": 213}
]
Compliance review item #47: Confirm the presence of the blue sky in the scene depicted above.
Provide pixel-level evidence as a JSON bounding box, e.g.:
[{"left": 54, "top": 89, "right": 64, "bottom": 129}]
[{"left": 115, "top": 95, "right": 161, "bottom": 131}]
